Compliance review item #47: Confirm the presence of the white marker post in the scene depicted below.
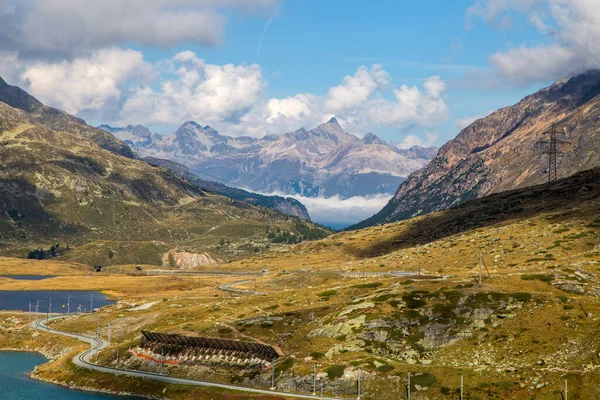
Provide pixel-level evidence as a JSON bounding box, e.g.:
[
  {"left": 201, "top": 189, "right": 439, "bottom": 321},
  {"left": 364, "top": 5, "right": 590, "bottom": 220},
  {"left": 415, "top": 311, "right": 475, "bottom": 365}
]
[
  {"left": 313, "top": 364, "right": 317, "bottom": 395},
  {"left": 407, "top": 371, "right": 411, "bottom": 400},
  {"left": 357, "top": 367, "right": 361, "bottom": 399}
]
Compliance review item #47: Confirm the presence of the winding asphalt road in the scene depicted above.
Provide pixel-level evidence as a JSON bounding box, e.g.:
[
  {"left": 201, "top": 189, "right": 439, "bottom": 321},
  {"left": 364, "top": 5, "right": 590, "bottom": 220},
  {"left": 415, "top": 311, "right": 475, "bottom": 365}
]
[
  {"left": 31, "top": 316, "right": 344, "bottom": 400},
  {"left": 218, "top": 279, "right": 268, "bottom": 295}
]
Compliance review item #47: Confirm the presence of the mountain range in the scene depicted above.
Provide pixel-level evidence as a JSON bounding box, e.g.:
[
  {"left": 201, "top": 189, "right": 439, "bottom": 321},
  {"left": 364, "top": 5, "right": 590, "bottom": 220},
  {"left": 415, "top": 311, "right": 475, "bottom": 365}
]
[
  {"left": 99, "top": 119, "right": 437, "bottom": 199},
  {"left": 0, "top": 76, "right": 330, "bottom": 266},
  {"left": 354, "top": 70, "right": 600, "bottom": 228}
]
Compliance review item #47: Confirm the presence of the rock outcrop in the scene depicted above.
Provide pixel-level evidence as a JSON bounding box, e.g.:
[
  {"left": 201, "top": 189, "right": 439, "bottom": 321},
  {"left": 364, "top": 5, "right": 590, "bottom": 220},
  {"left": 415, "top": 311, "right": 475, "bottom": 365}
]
[{"left": 162, "top": 250, "right": 221, "bottom": 269}]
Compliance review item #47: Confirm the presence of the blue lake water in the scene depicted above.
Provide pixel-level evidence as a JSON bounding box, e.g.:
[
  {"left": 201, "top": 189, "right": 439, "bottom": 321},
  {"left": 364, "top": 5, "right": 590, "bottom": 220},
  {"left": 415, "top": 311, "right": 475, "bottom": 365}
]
[
  {"left": 1, "top": 275, "right": 55, "bottom": 280},
  {"left": 0, "top": 291, "right": 114, "bottom": 313},
  {"left": 0, "top": 351, "right": 141, "bottom": 399}
]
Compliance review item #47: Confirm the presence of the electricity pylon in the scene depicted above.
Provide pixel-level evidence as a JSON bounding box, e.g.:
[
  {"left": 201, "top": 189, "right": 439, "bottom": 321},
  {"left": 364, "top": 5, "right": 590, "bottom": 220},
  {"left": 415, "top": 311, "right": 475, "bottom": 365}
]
[{"left": 536, "top": 123, "right": 570, "bottom": 182}]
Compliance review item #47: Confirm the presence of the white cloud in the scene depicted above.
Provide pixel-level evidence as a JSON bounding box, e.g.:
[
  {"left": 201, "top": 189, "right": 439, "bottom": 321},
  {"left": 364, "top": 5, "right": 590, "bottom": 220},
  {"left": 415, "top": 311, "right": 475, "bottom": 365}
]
[
  {"left": 0, "top": 0, "right": 279, "bottom": 58},
  {"left": 2, "top": 49, "right": 449, "bottom": 141},
  {"left": 454, "top": 115, "right": 483, "bottom": 130},
  {"left": 0, "top": 52, "right": 21, "bottom": 83},
  {"left": 489, "top": 45, "right": 581, "bottom": 86},
  {"left": 222, "top": 93, "right": 325, "bottom": 138},
  {"left": 273, "top": 192, "right": 393, "bottom": 228},
  {"left": 396, "top": 132, "right": 440, "bottom": 150},
  {"left": 367, "top": 76, "right": 448, "bottom": 128},
  {"left": 119, "top": 51, "right": 265, "bottom": 125},
  {"left": 324, "top": 65, "right": 390, "bottom": 113},
  {"left": 468, "top": 0, "right": 600, "bottom": 85},
  {"left": 19, "top": 48, "right": 154, "bottom": 115},
  {"left": 234, "top": 68, "right": 448, "bottom": 137},
  {"left": 265, "top": 94, "right": 318, "bottom": 124}
]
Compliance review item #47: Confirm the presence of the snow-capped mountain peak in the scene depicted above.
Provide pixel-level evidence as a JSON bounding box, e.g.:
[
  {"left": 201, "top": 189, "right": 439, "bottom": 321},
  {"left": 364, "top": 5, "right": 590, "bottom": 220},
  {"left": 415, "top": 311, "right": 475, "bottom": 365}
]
[{"left": 99, "top": 119, "right": 437, "bottom": 199}]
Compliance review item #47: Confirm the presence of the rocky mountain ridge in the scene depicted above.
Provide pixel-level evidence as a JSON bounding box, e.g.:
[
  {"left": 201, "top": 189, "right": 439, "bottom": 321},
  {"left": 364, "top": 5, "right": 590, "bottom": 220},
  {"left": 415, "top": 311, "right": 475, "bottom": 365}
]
[
  {"left": 354, "top": 70, "right": 600, "bottom": 228},
  {"left": 100, "top": 118, "right": 437, "bottom": 199},
  {"left": 142, "top": 157, "right": 311, "bottom": 220},
  {"left": 0, "top": 77, "right": 134, "bottom": 158}
]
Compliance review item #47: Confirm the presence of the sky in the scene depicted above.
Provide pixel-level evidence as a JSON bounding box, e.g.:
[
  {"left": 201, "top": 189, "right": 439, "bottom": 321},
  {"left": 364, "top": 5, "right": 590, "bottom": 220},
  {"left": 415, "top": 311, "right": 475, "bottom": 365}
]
[{"left": 0, "top": 0, "right": 599, "bottom": 226}]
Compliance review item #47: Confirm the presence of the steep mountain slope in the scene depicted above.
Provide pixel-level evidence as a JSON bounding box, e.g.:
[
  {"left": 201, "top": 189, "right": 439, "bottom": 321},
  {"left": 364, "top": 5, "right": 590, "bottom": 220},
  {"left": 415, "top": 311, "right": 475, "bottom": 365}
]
[
  {"left": 0, "top": 100, "right": 330, "bottom": 266},
  {"left": 354, "top": 70, "right": 600, "bottom": 229},
  {"left": 0, "top": 77, "right": 134, "bottom": 158},
  {"left": 100, "top": 118, "right": 436, "bottom": 198},
  {"left": 142, "top": 157, "right": 311, "bottom": 220}
]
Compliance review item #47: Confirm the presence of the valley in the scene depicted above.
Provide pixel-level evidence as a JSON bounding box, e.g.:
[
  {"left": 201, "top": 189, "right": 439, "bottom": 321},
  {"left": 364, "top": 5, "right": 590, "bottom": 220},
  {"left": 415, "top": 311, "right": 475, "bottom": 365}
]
[
  {"left": 1, "top": 168, "right": 599, "bottom": 399},
  {"left": 3, "top": 2, "right": 600, "bottom": 399}
]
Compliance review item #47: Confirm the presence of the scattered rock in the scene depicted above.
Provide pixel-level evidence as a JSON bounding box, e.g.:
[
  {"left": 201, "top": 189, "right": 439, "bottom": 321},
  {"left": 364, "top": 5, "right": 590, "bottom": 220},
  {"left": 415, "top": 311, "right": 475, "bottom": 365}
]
[{"left": 309, "top": 315, "right": 366, "bottom": 338}]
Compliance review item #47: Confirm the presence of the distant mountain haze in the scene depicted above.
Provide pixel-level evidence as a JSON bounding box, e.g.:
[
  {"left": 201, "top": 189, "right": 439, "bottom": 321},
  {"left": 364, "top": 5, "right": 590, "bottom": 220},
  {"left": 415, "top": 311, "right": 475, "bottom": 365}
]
[
  {"left": 142, "top": 157, "right": 311, "bottom": 221},
  {"left": 353, "top": 70, "right": 600, "bottom": 229},
  {"left": 99, "top": 118, "right": 437, "bottom": 200}
]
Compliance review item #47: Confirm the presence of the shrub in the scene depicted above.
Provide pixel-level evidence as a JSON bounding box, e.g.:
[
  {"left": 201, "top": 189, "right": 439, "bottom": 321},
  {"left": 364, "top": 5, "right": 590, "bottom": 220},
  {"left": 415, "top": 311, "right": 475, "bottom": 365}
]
[
  {"left": 440, "top": 387, "right": 452, "bottom": 395},
  {"left": 377, "top": 364, "right": 394, "bottom": 372},
  {"left": 275, "top": 358, "right": 295, "bottom": 376},
  {"left": 326, "top": 365, "right": 346, "bottom": 380},
  {"left": 411, "top": 373, "right": 437, "bottom": 390},
  {"left": 318, "top": 290, "right": 338, "bottom": 298},
  {"left": 351, "top": 282, "right": 383, "bottom": 289},
  {"left": 310, "top": 352, "right": 325, "bottom": 360},
  {"left": 373, "top": 294, "right": 393, "bottom": 302},
  {"left": 521, "top": 274, "right": 554, "bottom": 282},
  {"left": 512, "top": 292, "right": 533, "bottom": 303},
  {"left": 402, "top": 292, "right": 427, "bottom": 309},
  {"left": 556, "top": 294, "right": 568, "bottom": 303},
  {"left": 408, "top": 331, "right": 425, "bottom": 344}
]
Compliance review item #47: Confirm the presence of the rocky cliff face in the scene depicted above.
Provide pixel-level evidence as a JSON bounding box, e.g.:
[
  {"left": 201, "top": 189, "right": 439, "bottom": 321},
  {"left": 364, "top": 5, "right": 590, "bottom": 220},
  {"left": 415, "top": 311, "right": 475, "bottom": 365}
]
[
  {"left": 162, "top": 250, "right": 220, "bottom": 269},
  {"left": 100, "top": 118, "right": 436, "bottom": 199},
  {"left": 354, "top": 70, "right": 600, "bottom": 228}
]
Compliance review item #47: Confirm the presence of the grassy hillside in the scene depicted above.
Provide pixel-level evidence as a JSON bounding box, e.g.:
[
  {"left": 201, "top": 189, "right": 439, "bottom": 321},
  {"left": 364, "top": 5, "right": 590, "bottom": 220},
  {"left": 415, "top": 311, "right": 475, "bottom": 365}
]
[{"left": 1, "top": 168, "right": 599, "bottom": 399}]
